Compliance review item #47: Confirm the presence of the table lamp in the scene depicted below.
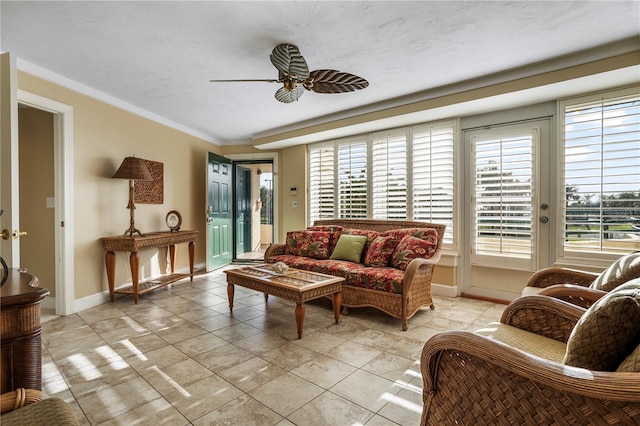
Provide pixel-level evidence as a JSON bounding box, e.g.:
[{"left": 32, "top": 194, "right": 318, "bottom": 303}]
[{"left": 112, "top": 156, "right": 153, "bottom": 237}]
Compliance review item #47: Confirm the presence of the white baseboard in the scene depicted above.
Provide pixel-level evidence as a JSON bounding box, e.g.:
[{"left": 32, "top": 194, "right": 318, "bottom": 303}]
[
  {"left": 430, "top": 282, "right": 459, "bottom": 298},
  {"left": 70, "top": 263, "right": 208, "bottom": 314}
]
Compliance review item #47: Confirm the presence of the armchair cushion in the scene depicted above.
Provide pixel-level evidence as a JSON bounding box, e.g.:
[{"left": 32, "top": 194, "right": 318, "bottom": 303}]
[
  {"left": 590, "top": 252, "right": 640, "bottom": 292},
  {"left": 474, "top": 322, "right": 566, "bottom": 363},
  {"left": 563, "top": 279, "right": 640, "bottom": 371}
]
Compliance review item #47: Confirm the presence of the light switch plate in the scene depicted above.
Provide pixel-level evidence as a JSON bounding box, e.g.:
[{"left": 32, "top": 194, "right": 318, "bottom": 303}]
[{"left": 46, "top": 197, "right": 55, "bottom": 208}]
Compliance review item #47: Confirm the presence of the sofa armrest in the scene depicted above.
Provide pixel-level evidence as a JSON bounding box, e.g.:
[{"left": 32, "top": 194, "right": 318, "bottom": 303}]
[
  {"left": 402, "top": 250, "right": 442, "bottom": 294},
  {"left": 500, "top": 295, "right": 585, "bottom": 342},
  {"left": 526, "top": 267, "right": 598, "bottom": 289},
  {"left": 538, "top": 284, "right": 607, "bottom": 309},
  {"left": 421, "top": 331, "right": 640, "bottom": 425},
  {"left": 264, "top": 243, "right": 285, "bottom": 260}
]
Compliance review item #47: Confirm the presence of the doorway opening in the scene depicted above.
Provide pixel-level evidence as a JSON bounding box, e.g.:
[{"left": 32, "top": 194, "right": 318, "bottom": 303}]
[{"left": 233, "top": 161, "right": 274, "bottom": 262}]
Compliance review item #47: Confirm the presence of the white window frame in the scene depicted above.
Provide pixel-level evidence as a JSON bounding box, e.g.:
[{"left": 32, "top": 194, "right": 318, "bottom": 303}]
[{"left": 556, "top": 85, "right": 640, "bottom": 264}]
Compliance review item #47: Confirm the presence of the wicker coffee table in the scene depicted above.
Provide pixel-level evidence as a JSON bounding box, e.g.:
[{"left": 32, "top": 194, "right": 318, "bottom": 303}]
[{"left": 224, "top": 264, "right": 344, "bottom": 339}]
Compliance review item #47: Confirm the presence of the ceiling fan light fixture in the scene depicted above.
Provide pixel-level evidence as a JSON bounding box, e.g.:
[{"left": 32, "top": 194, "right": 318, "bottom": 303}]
[
  {"left": 210, "top": 43, "right": 368, "bottom": 103},
  {"left": 283, "top": 79, "right": 297, "bottom": 91}
]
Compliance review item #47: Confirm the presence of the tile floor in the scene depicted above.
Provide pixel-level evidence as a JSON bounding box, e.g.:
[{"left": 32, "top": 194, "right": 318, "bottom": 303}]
[{"left": 41, "top": 266, "right": 506, "bottom": 425}]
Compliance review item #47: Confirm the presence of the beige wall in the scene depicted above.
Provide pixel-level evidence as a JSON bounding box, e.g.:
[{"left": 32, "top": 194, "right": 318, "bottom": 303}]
[
  {"left": 17, "top": 71, "right": 221, "bottom": 301},
  {"left": 277, "top": 144, "right": 307, "bottom": 240},
  {"left": 18, "top": 107, "right": 56, "bottom": 295}
]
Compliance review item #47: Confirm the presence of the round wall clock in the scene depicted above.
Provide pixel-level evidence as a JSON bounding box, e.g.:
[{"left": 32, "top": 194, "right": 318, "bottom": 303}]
[{"left": 165, "top": 210, "right": 182, "bottom": 232}]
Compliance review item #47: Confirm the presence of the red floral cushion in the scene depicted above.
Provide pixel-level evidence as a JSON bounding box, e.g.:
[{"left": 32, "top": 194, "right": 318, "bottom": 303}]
[
  {"left": 391, "top": 235, "right": 438, "bottom": 270},
  {"left": 308, "top": 226, "right": 343, "bottom": 253},
  {"left": 267, "top": 255, "right": 364, "bottom": 276},
  {"left": 383, "top": 227, "right": 439, "bottom": 244},
  {"left": 346, "top": 267, "right": 404, "bottom": 294},
  {"left": 285, "top": 230, "right": 332, "bottom": 259},
  {"left": 363, "top": 236, "right": 398, "bottom": 267},
  {"left": 343, "top": 228, "right": 381, "bottom": 262}
]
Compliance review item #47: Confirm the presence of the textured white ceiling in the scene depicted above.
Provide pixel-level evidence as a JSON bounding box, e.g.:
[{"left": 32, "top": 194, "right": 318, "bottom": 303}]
[{"left": 1, "top": 1, "right": 639, "bottom": 145}]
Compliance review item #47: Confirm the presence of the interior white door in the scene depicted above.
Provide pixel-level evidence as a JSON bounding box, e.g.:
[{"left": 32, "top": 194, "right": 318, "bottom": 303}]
[{"left": 0, "top": 53, "right": 21, "bottom": 267}]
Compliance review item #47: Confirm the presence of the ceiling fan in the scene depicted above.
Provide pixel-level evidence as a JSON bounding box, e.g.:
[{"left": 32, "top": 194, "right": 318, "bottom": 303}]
[{"left": 210, "top": 43, "right": 369, "bottom": 103}]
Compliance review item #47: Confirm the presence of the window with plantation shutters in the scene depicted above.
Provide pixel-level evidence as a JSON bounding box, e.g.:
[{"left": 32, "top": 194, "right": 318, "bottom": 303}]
[
  {"left": 338, "top": 140, "right": 368, "bottom": 218},
  {"left": 309, "top": 143, "right": 336, "bottom": 220},
  {"left": 308, "top": 120, "right": 457, "bottom": 247},
  {"left": 413, "top": 124, "right": 455, "bottom": 243},
  {"left": 372, "top": 130, "right": 407, "bottom": 220},
  {"left": 471, "top": 126, "right": 536, "bottom": 270},
  {"left": 560, "top": 87, "right": 640, "bottom": 256}
]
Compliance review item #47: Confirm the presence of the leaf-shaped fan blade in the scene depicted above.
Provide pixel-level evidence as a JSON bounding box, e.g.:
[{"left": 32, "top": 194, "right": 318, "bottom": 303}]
[
  {"left": 305, "top": 69, "right": 369, "bottom": 93},
  {"left": 270, "top": 44, "right": 310, "bottom": 80},
  {"left": 209, "top": 79, "right": 280, "bottom": 83},
  {"left": 274, "top": 85, "right": 304, "bottom": 103}
]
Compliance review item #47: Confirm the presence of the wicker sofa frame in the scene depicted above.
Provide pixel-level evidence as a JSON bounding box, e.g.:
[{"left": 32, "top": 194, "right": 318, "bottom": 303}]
[
  {"left": 264, "top": 219, "right": 445, "bottom": 330},
  {"left": 420, "top": 295, "right": 640, "bottom": 425}
]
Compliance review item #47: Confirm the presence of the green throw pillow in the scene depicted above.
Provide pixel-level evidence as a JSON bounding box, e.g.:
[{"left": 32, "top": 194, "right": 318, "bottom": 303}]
[{"left": 330, "top": 234, "right": 368, "bottom": 263}]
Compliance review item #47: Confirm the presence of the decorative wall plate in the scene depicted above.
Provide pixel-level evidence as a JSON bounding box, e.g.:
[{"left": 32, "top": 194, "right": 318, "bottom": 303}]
[{"left": 166, "top": 210, "right": 182, "bottom": 232}]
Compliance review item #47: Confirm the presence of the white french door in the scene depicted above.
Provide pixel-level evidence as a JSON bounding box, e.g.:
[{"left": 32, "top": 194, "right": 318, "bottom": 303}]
[{"left": 463, "top": 119, "right": 552, "bottom": 299}]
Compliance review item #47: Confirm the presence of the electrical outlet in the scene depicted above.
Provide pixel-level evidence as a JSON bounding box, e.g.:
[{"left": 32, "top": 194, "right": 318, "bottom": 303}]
[{"left": 292, "top": 201, "right": 298, "bottom": 208}]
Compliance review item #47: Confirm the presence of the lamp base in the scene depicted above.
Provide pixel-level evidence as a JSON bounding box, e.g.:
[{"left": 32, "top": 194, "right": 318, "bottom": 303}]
[{"left": 123, "top": 227, "right": 146, "bottom": 237}]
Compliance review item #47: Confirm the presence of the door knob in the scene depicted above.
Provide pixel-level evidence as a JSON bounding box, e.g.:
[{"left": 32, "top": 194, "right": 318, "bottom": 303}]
[{"left": 1, "top": 229, "right": 27, "bottom": 240}]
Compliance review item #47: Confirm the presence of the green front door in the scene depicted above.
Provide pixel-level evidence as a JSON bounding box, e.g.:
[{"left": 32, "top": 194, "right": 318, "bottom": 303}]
[{"left": 206, "top": 152, "right": 232, "bottom": 270}]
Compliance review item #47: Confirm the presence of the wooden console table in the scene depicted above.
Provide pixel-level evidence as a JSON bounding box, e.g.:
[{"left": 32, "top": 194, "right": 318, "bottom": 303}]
[
  {"left": 1, "top": 270, "right": 49, "bottom": 393},
  {"left": 100, "top": 230, "right": 198, "bottom": 304}
]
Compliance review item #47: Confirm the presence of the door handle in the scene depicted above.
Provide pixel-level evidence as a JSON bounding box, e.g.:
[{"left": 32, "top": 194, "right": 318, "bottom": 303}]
[
  {"left": 540, "top": 216, "right": 549, "bottom": 224},
  {"left": 1, "top": 229, "right": 27, "bottom": 240}
]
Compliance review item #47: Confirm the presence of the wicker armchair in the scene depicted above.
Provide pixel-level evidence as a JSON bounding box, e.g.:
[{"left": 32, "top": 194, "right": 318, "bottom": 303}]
[
  {"left": 420, "top": 293, "right": 640, "bottom": 425},
  {"left": 523, "top": 251, "right": 640, "bottom": 308},
  {"left": 0, "top": 388, "right": 78, "bottom": 425}
]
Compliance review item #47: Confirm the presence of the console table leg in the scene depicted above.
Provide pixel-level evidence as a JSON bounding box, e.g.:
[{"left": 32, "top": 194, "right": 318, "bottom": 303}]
[
  {"left": 130, "top": 251, "right": 140, "bottom": 304},
  {"left": 169, "top": 244, "right": 176, "bottom": 273},
  {"left": 188, "top": 241, "right": 195, "bottom": 281},
  {"left": 295, "top": 302, "right": 305, "bottom": 339},
  {"left": 105, "top": 251, "right": 116, "bottom": 302}
]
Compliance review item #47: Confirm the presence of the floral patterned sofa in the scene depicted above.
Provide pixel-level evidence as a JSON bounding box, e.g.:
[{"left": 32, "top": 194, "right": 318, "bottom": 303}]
[{"left": 264, "top": 219, "right": 445, "bottom": 330}]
